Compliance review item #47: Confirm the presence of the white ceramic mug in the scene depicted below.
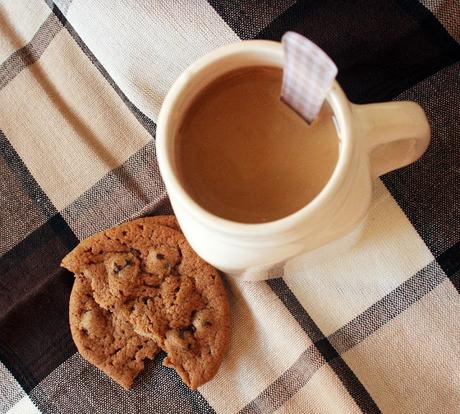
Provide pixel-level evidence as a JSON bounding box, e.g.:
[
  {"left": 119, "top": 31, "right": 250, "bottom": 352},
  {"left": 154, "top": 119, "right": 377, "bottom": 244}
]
[{"left": 156, "top": 40, "right": 430, "bottom": 280}]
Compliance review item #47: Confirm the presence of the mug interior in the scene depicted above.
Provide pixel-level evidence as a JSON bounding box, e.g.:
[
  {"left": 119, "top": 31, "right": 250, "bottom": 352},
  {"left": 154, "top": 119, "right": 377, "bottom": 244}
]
[{"left": 159, "top": 41, "right": 351, "bottom": 234}]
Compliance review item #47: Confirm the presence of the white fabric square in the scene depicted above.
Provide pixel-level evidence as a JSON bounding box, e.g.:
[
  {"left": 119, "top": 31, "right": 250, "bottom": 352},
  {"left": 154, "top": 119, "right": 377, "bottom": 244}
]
[
  {"left": 65, "top": 0, "right": 239, "bottom": 121},
  {"left": 199, "top": 279, "right": 313, "bottom": 413},
  {"left": 0, "top": 0, "right": 50, "bottom": 64},
  {"left": 343, "top": 279, "right": 460, "bottom": 413},
  {"left": 0, "top": 29, "right": 152, "bottom": 210},
  {"left": 284, "top": 179, "right": 434, "bottom": 335}
]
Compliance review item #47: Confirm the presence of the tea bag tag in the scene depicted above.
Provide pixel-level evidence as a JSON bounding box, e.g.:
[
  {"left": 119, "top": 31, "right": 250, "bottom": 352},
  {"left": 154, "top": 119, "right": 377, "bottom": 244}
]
[{"left": 281, "top": 32, "right": 338, "bottom": 124}]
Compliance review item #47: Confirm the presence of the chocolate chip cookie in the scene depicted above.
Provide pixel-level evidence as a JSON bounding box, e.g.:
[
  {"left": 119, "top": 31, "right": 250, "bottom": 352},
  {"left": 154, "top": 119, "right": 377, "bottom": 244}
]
[
  {"left": 69, "top": 276, "right": 159, "bottom": 389},
  {"left": 62, "top": 216, "right": 230, "bottom": 389}
]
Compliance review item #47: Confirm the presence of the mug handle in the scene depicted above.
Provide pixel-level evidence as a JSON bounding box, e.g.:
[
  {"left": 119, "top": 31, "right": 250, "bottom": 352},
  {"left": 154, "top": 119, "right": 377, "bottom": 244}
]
[{"left": 352, "top": 102, "right": 431, "bottom": 177}]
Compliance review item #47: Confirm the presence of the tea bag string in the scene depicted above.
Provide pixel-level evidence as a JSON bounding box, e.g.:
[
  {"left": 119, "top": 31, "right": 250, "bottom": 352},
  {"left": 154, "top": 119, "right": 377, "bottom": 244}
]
[{"left": 281, "top": 32, "right": 338, "bottom": 124}]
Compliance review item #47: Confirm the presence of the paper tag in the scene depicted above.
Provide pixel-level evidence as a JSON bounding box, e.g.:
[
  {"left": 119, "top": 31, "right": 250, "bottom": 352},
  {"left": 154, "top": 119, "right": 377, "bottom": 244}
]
[{"left": 281, "top": 32, "right": 338, "bottom": 124}]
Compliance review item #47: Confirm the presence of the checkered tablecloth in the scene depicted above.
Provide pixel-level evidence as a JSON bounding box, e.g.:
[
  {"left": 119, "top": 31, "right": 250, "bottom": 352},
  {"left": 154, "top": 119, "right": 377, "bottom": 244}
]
[{"left": 1, "top": 1, "right": 459, "bottom": 413}]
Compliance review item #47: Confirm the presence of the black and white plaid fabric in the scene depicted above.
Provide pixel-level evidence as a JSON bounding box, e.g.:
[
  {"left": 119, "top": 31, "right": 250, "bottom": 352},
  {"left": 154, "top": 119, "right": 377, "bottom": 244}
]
[{"left": 1, "top": 1, "right": 459, "bottom": 413}]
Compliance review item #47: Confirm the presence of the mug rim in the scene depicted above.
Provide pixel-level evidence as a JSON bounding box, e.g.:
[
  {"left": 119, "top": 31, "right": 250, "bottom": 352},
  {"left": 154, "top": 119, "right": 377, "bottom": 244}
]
[{"left": 156, "top": 40, "right": 354, "bottom": 237}]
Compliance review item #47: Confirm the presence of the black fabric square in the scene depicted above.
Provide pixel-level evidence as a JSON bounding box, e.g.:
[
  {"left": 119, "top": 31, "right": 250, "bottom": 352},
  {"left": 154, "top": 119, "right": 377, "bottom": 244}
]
[
  {"left": 383, "top": 62, "right": 460, "bottom": 257},
  {"left": 0, "top": 215, "right": 78, "bottom": 392},
  {"left": 248, "top": 0, "right": 460, "bottom": 102}
]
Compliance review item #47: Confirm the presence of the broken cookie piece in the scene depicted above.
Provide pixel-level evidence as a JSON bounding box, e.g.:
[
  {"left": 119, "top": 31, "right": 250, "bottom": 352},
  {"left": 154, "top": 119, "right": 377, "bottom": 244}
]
[
  {"left": 69, "top": 276, "right": 159, "bottom": 390},
  {"left": 62, "top": 216, "right": 230, "bottom": 389}
]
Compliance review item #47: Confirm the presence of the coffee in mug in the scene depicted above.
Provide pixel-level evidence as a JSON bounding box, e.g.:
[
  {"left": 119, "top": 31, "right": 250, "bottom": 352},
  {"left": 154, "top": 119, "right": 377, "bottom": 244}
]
[{"left": 175, "top": 66, "right": 339, "bottom": 223}]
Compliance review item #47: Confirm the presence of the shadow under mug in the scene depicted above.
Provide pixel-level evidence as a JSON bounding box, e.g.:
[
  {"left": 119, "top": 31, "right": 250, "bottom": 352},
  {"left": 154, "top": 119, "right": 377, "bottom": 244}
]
[{"left": 156, "top": 40, "right": 430, "bottom": 280}]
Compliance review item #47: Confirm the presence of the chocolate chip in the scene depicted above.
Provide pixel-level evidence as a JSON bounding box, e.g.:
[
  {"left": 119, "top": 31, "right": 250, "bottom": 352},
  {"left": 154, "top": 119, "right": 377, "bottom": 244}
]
[
  {"left": 130, "top": 248, "right": 141, "bottom": 257},
  {"left": 113, "top": 258, "right": 133, "bottom": 273},
  {"left": 203, "top": 321, "right": 212, "bottom": 327},
  {"left": 142, "top": 297, "right": 153, "bottom": 306},
  {"left": 178, "top": 325, "right": 196, "bottom": 338},
  {"left": 144, "top": 282, "right": 160, "bottom": 288},
  {"left": 156, "top": 253, "right": 165, "bottom": 260}
]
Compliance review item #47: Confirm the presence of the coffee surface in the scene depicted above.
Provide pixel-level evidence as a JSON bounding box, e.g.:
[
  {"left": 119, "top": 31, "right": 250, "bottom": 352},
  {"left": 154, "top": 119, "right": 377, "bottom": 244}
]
[{"left": 176, "top": 66, "right": 339, "bottom": 223}]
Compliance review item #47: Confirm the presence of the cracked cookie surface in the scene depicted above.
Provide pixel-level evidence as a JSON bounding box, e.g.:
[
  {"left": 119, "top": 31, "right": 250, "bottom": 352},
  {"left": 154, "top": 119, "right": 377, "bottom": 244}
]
[
  {"left": 69, "top": 276, "right": 159, "bottom": 389},
  {"left": 62, "top": 216, "right": 230, "bottom": 389}
]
